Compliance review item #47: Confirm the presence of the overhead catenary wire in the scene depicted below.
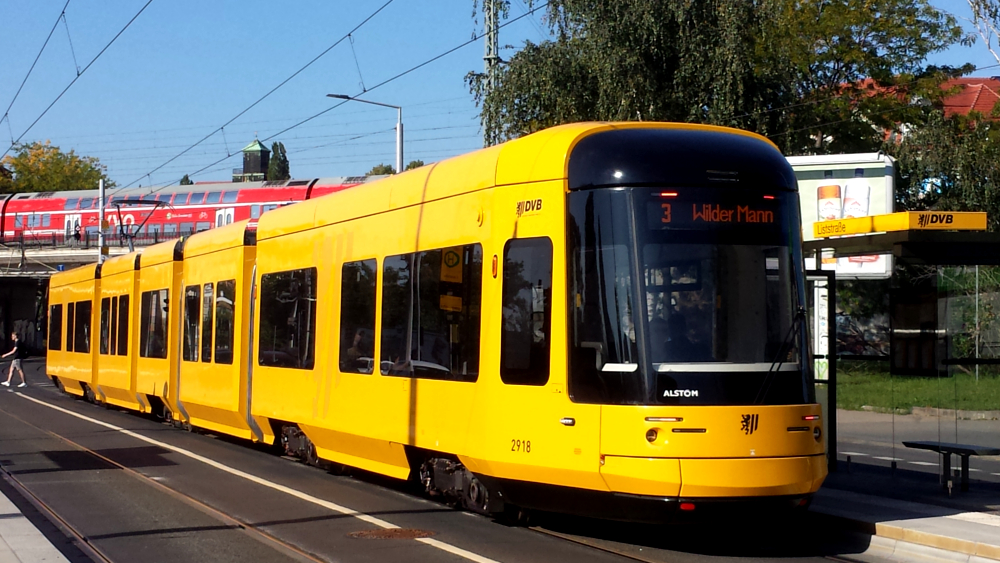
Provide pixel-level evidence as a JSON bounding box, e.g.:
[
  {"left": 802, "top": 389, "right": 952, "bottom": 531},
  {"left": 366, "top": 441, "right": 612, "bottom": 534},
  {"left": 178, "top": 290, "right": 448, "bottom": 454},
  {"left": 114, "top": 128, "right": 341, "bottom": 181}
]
[
  {"left": 2, "top": 0, "right": 156, "bottom": 161},
  {"left": 114, "top": 0, "right": 399, "bottom": 194},
  {"left": 140, "top": 2, "right": 550, "bottom": 191},
  {"left": 1, "top": 0, "right": 72, "bottom": 131}
]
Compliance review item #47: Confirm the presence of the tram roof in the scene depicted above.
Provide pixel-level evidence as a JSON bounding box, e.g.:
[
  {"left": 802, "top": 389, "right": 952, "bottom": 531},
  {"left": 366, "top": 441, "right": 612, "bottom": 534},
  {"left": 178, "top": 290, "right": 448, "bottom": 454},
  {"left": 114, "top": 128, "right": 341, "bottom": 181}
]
[
  {"left": 140, "top": 238, "right": 183, "bottom": 268},
  {"left": 256, "top": 122, "right": 787, "bottom": 241},
  {"left": 183, "top": 220, "right": 255, "bottom": 258},
  {"left": 50, "top": 263, "right": 100, "bottom": 287},
  {"left": 100, "top": 251, "right": 141, "bottom": 277}
]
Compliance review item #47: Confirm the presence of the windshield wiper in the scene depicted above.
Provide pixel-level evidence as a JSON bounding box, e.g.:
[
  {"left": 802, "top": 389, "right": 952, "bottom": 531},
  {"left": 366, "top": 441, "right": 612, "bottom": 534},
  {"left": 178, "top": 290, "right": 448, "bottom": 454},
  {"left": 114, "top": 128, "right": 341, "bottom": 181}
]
[{"left": 753, "top": 307, "right": 806, "bottom": 405}]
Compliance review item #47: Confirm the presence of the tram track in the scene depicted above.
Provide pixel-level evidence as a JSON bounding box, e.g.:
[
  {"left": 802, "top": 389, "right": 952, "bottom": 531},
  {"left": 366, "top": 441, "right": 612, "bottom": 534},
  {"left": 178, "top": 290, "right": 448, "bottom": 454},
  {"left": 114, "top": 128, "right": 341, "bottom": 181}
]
[{"left": 0, "top": 407, "right": 328, "bottom": 563}]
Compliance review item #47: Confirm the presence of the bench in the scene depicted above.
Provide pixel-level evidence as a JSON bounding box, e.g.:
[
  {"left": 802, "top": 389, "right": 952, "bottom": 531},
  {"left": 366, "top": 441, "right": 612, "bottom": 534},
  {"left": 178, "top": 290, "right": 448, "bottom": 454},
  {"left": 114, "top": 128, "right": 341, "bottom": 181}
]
[{"left": 903, "top": 441, "right": 1000, "bottom": 492}]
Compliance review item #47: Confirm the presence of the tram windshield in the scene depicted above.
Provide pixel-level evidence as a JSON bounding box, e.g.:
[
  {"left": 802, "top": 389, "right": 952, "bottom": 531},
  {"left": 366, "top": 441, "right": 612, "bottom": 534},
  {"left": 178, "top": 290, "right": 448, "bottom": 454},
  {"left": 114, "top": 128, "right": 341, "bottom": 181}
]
[{"left": 567, "top": 187, "right": 809, "bottom": 405}]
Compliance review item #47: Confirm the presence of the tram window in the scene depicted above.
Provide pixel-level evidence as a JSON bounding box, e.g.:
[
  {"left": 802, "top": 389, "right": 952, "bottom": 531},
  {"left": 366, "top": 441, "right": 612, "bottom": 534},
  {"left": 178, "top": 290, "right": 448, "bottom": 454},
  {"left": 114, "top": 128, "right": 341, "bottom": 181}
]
[
  {"left": 117, "top": 295, "right": 129, "bottom": 356},
  {"left": 74, "top": 300, "right": 92, "bottom": 353},
  {"left": 380, "top": 245, "right": 483, "bottom": 382},
  {"left": 214, "top": 280, "right": 236, "bottom": 365},
  {"left": 501, "top": 238, "right": 553, "bottom": 386},
  {"left": 64, "top": 198, "right": 79, "bottom": 210},
  {"left": 202, "top": 283, "right": 213, "bottom": 363},
  {"left": 66, "top": 302, "right": 75, "bottom": 352},
  {"left": 183, "top": 285, "right": 200, "bottom": 362},
  {"left": 48, "top": 305, "right": 63, "bottom": 351},
  {"left": 222, "top": 191, "right": 238, "bottom": 204},
  {"left": 140, "top": 289, "right": 169, "bottom": 359},
  {"left": 339, "top": 260, "right": 376, "bottom": 374},
  {"left": 110, "top": 296, "right": 119, "bottom": 355},
  {"left": 206, "top": 192, "right": 222, "bottom": 205},
  {"left": 251, "top": 205, "right": 261, "bottom": 219},
  {"left": 189, "top": 192, "right": 205, "bottom": 205},
  {"left": 258, "top": 268, "right": 317, "bottom": 370}
]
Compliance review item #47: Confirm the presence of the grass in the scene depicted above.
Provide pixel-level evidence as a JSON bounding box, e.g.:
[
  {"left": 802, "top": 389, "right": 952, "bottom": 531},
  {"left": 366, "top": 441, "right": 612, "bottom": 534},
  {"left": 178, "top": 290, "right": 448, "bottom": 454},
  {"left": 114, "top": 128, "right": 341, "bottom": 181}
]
[{"left": 835, "top": 360, "right": 1000, "bottom": 413}]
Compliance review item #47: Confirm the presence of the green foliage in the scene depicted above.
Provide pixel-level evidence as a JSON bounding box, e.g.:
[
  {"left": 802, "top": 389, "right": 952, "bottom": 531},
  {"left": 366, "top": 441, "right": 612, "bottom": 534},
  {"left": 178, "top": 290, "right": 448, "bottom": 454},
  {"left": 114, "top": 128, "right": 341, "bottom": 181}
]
[
  {"left": 0, "top": 141, "right": 114, "bottom": 193},
  {"left": 468, "top": 0, "right": 965, "bottom": 153},
  {"left": 267, "top": 141, "right": 290, "bottom": 181},
  {"left": 367, "top": 163, "right": 395, "bottom": 176},
  {"left": 404, "top": 160, "right": 425, "bottom": 171},
  {"left": 179, "top": 174, "right": 193, "bottom": 185},
  {"left": 837, "top": 360, "right": 1000, "bottom": 411}
]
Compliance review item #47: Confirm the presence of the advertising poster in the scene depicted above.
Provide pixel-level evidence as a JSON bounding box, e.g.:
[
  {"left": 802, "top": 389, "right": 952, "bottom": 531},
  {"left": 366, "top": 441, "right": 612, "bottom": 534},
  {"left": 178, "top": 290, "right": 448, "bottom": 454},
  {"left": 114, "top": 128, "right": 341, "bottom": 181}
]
[{"left": 786, "top": 153, "right": 896, "bottom": 279}]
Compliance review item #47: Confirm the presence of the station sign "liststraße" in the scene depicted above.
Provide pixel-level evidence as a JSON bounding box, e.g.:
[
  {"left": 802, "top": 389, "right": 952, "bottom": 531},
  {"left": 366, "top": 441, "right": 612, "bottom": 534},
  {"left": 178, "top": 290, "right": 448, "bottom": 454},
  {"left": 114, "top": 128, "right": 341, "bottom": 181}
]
[{"left": 813, "top": 211, "right": 987, "bottom": 239}]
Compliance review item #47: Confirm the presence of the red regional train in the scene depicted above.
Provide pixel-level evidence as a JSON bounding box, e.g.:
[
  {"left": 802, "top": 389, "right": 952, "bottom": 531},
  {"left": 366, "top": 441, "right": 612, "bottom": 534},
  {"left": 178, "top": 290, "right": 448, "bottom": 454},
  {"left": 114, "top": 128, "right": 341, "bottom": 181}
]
[{"left": 0, "top": 176, "right": 380, "bottom": 244}]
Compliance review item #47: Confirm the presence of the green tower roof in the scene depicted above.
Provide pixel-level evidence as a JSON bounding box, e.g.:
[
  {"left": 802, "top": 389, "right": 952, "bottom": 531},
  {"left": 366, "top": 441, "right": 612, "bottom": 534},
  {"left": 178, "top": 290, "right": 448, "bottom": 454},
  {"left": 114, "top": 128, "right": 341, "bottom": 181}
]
[{"left": 242, "top": 139, "right": 270, "bottom": 153}]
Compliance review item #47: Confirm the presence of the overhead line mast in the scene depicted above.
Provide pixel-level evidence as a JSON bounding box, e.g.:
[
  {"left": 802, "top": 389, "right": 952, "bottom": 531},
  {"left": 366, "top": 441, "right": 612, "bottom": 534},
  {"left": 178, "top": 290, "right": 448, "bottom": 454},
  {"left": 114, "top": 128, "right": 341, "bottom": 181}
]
[{"left": 483, "top": 0, "right": 500, "bottom": 146}]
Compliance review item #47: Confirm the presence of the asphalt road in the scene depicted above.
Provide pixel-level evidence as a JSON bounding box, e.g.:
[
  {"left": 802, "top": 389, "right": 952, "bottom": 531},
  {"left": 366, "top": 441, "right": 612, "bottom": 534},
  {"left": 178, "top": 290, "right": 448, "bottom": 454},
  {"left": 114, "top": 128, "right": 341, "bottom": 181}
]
[{"left": 0, "top": 358, "right": 901, "bottom": 563}]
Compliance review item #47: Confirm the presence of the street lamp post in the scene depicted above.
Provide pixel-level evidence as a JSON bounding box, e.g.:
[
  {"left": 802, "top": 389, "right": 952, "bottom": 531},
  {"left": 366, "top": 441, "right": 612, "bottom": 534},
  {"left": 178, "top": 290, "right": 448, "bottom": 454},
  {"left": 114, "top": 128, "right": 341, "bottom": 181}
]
[{"left": 327, "top": 94, "right": 403, "bottom": 174}]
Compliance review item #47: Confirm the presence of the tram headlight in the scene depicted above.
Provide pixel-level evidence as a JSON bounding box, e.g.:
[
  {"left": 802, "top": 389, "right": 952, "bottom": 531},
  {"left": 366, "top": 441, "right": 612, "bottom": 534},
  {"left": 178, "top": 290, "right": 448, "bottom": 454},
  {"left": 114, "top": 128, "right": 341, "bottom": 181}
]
[
  {"left": 813, "top": 426, "right": 822, "bottom": 442},
  {"left": 645, "top": 428, "right": 658, "bottom": 443}
]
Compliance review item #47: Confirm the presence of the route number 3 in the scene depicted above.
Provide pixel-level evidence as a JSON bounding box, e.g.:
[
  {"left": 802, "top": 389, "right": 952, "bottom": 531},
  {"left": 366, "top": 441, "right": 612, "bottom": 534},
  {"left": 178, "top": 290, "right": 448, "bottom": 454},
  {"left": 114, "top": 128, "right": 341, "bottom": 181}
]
[{"left": 511, "top": 439, "right": 531, "bottom": 453}]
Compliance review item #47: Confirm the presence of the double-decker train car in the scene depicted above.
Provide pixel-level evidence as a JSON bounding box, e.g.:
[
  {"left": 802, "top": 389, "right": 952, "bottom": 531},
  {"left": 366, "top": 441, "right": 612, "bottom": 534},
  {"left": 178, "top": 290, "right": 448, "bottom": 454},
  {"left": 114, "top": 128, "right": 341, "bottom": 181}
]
[
  {"left": 47, "top": 122, "right": 826, "bottom": 522},
  {"left": 0, "top": 176, "right": 376, "bottom": 245}
]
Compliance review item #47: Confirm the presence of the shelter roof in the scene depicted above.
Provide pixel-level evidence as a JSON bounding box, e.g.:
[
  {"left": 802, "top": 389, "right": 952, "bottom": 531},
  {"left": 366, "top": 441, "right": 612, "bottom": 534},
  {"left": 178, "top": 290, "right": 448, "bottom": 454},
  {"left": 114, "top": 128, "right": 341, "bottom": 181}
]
[{"left": 804, "top": 230, "right": 1000, "bottom": 266}]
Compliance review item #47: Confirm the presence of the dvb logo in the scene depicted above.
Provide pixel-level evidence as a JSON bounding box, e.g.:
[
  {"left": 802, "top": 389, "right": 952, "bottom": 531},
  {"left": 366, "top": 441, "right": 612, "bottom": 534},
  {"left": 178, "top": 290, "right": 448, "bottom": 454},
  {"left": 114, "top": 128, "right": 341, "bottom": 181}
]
[{"left": 917, "top": 213, "right": 954, "bottom": 228}]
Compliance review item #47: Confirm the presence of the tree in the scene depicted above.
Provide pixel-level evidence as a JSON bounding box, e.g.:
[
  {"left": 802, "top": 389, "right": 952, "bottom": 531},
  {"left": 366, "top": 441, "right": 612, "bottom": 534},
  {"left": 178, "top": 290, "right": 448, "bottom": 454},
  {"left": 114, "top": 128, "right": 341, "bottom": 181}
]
[
  {"left": 967, "top": 0, "right": 1000, "bottom": 64},
  {"left": 267, "top": 141, "right": 290, "bottom": 181},
  {"left": 0, "top": 141, "right": 114, "bottom": 193},
  {"left": 180, "top": 174, "right": 193, "bottom": 185},
  {"left": 405, "top": 160, "right": 425, "bottom": 170},
  {"left": 468, "top": 0, "right": 965, "bottom": 154},
  {"left": 367, "top": 163, "right": 395, "bottom": 176}
]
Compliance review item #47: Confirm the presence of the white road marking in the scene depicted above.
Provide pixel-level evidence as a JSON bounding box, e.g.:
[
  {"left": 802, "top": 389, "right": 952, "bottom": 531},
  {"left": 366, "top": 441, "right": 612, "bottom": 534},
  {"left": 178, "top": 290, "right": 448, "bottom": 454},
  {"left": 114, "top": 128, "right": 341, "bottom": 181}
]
[
  {"left": 872, "top": 456, "right": 903, "bottom": 461},
  {"left": 907, "top": 461, "right": 937, "bottom": 466},
  {"left": 968, "top": 468, "right": 982, "bottom": 472},
  {"left": 16, "top": 393, "right": 500, "bottom": 563},
  {"left": 992, "top": 473, "right": 1000, "bottom": 476},
  {"left": 840, "top": 452, "right": 869, "bottom": 456}
]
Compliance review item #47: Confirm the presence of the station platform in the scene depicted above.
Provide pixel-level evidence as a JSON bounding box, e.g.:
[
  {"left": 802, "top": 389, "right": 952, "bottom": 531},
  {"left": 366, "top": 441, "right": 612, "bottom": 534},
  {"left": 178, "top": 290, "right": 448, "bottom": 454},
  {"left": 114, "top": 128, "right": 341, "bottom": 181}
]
[
  {"left": 0, "top": 484, "right": 71, "bottom": 563},
  {"left": 813, "top": 461, "right": 1000, "bottom": 562}
]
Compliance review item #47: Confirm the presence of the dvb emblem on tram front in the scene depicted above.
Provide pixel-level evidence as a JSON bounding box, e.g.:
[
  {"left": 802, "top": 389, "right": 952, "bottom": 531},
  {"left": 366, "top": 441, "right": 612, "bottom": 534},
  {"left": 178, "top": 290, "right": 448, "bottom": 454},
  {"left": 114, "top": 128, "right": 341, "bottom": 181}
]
[{"left": 741, "top": 414, "right": 759, "bottom": 435}]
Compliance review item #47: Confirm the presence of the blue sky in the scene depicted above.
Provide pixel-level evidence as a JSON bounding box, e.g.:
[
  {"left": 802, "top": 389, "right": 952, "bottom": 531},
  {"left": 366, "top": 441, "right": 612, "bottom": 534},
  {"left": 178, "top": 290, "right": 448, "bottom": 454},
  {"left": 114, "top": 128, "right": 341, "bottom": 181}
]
[{"left": 0, "top": 1, "right": 996, "bottom": 190}]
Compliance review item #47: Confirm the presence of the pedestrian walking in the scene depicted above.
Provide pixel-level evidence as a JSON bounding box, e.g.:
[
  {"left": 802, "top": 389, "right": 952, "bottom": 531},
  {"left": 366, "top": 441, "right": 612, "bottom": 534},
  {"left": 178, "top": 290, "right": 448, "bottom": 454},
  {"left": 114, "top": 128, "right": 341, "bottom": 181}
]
[{"left": 1, "top": 332, "right": 27, "bottom": 388}]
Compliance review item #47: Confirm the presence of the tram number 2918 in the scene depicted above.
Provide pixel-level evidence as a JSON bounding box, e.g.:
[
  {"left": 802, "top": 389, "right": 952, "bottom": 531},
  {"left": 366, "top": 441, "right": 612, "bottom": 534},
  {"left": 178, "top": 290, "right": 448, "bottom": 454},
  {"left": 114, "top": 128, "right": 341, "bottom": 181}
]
[{"left": 511, "top": 439, "right": 531, "bottom": 453}]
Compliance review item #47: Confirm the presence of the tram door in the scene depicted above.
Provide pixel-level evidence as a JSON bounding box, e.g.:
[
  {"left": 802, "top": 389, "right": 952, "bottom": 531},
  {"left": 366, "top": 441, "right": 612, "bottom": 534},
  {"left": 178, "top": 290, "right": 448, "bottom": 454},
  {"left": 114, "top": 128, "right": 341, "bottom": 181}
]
[{"left": 215, "top": 208, "right": 235, "bottom": 227}]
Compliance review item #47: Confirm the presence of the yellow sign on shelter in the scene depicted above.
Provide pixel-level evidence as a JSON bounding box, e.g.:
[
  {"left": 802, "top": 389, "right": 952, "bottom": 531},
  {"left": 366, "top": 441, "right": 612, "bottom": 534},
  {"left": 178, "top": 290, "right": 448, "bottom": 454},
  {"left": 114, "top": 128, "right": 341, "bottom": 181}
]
[{"left": 813, "top": 211, "right": 987, "bottom": 239}]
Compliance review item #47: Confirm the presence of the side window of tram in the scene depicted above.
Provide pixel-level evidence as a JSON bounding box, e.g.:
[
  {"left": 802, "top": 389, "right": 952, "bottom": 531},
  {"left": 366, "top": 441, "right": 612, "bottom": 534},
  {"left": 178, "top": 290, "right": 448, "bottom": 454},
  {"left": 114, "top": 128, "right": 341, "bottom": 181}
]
[
  {"left": 501, "top": 238, "right": 553, "bottom": 386},
  {"left": 73, "top": 300, "right": 92, "bottom": 353},
  {"left": 183, "top": 285, "right": 200, "bottom": 362},
  {"left": 140, "top": 289, "right": 169, "bottom": 359},
  {"left": 48, "top": 304, "right": 63, "bottom": 351},
  {"left": 117, "top": 295, "right": 129, "bottom": 356},
  {"left": 379, "top": 245, "right": 483, "bottom": 382},
  {"left": 100, "top": 298, "right": 111, "bottom": 355},
  {"left": 202, "top": 283, "right": 214, "bottom": 363},
  {"left": 258, "top": 268, "right": 317, "bottom": 370},
  {"left": 339, "top": 260, "right": 377, "bottom": 375},
  {"left": 66, "top": 302, "right": 75, "bottom": 352},
  {"left": 215, "top": 280, "right": 236, "bottom": 365}
]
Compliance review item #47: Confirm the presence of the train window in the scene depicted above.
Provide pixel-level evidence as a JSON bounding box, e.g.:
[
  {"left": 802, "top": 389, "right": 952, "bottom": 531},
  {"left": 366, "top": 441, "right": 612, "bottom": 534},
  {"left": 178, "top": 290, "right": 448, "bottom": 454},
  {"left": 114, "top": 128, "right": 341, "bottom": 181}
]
[
  {"left": 183, "top": 285, "right": 200, "bottom": 362},
  {"left": 156, "top": 194, "right": 172, "bottom": 204},
  {"left": 48, "top": 305, "right": 63, "bottom": 351},
  {"left": 201, "top": 283, "right": 213, "bottom": 363},
  {"left": 14, "top": 216, "right": 22, "bottom": 228},
  {"left": 206, "top": 192, "right": 222, "bottom": 204},
  {"left": 64, "top": 198, "right": 79, "bottom": 210},
  {"left": 251, "top": 205, "right": 261, "bottom": 219},
  {"left": 74, "top": 300, "right": 92, "bottom": 353},
  {"left": 258, "top": 268, "right": 317, "bottom": 370},
  {"left": 139, "top": 289, "right": 169, "bottom": 359},
  {"left": 110, "top": 296, "right": 119, "bottom": 355},
  {"left": 500, "top": 238, "right": 553, "bottom": 386},
  {"left": 180, "top": 222, "right": 193, "bottom": 234},
  {"left": 100, "top": 297, "right": 111, "bottom": 355},
  {"left": 214, "top": 280, "right": 236, "bottom": 365},
  {"left": 148, "top": 224, "right": 162, "bottom": 235},
  {"left": 117, "top": 295, "right": 129, "bottom": 356},
  {"left": 80, "top": 198, "right": 93, "bottom": 210},
  {"left": 339, "top": 260, "right": 377, "bottom": 374},
  {"left": 189, "top": 192, "right": 205, "bottom": 205},
  {"left": 380, "top": 245, "right": 483, "bottom": 382},
  {"left": 164, "top": 224, "right": 177, "bottom": 237},
  {"left": 66, "top": 302, "right": 75, "bottom": 352},
  {"left": 42, "top": 214, "right": 50, "bottom": 227},
  {"left": 222, "top": 191, "right": 238, "bottom": 204},
  {"left": 196, "top": 222, "right": 211, "bottom": 232}
]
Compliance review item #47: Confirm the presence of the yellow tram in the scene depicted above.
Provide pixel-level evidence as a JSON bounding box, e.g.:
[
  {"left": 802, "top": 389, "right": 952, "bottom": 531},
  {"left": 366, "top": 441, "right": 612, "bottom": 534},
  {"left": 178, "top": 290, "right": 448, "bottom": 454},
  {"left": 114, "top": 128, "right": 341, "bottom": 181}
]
[{"left": 47, "top": 122, "right": 826, "bottom": 521}]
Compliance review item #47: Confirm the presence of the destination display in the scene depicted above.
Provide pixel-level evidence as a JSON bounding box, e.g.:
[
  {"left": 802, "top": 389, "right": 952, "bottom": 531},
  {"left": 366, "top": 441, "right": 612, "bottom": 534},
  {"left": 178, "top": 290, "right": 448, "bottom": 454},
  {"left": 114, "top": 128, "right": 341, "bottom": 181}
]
[{"left": 644, "top": 191, "right": 785, "bottom": 232}]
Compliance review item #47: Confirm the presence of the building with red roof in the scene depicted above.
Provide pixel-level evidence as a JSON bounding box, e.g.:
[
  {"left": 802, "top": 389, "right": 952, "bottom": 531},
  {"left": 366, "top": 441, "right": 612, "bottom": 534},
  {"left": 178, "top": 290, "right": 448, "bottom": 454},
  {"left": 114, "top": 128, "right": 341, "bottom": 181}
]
[{"left": 941, "top": 77, "right": 1000, "bottom": 117}]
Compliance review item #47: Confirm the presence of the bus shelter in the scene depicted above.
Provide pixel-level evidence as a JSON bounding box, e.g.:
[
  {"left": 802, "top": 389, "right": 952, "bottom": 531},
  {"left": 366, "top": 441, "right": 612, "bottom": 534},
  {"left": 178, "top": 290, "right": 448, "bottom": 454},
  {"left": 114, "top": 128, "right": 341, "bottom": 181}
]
[{"left": 804, "top": 211, "right": 1000, "bottom": 486}]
